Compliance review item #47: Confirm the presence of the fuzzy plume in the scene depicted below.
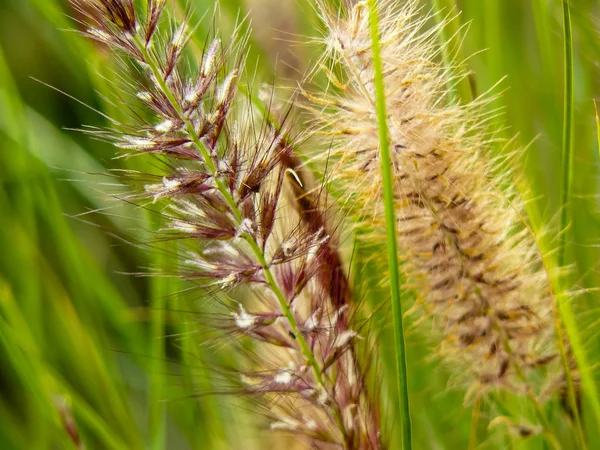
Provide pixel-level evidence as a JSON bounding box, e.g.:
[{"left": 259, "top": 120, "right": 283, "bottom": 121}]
[
  {"left": 70, "top": 1, "right": 382, "bottom": 448},
  {"left": 305, "top": 0, "right": 566, "bottom": 401}
]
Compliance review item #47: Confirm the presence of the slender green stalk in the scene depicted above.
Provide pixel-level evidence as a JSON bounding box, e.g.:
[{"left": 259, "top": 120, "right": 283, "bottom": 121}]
[
  {"left": 556, "top": 0, "right": 595, "bottom": 443},
  {"left": 149, "top": 228, "right": 167, "bottom": 450},
  {"left": 595, "top": 100, "right": 600, "bottom": 155},
  {"left": 367, "top": 1, "right": 411, "bottom": 449},
  {"left": 431, "top": 0, "right": 473, "bottom": 103},
  {"left": 559, "top": 0, "right": 575, "bottom": 255}
]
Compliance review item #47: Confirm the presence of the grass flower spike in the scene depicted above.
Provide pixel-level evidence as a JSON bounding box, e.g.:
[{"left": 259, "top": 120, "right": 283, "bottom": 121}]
[
  {"left": 306, "top": 0, "right": 568, "bottom": 408},
  {"left": 71, "top": 0, "right": 382, "bottom": 448}
]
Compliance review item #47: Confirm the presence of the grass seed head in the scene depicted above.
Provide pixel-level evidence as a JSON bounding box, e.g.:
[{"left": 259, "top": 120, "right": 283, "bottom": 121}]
[
  {"left": 307, "top": 0, "right": 567, "bottom": 407},
  {"left": 71, "top": 1, "right": 383, "bottom": 447}
]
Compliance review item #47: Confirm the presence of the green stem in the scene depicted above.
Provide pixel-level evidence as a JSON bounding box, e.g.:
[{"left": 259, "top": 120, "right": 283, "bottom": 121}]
[
  {"left": 595, "top": 101, "right": 600, "bottom": 155},
  {"left": 367, "top": 2, "right": 412, "bottom": 449},
  {"left": 560, "top": 0, "right": 574, "bottom": 258},
  {"left": 134, "top": 38, "right": 347, "bottom": 443},
  {"left": 556, "top": 1, "right": 591, "bottom": 445}
]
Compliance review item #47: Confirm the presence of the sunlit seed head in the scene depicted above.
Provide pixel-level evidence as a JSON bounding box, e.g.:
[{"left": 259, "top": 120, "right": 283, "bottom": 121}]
[
  {"left": 334, "top": 330, "right": 359, "bottom": 349},
  {"left": 117, "top": 136, "right": 156, "bottom": 150},
  {"left": 155, "top": 119, "right": 174, "bottom": 133},
  {"left": 274, "top": 370, "right": 293, "bottom": 384},
  {"left": 233, "top": 304, "right": 257, "bottom": 329},
  {"left": 304, "top": 228, "right": 329, "bottom": 264},
  {"left": 281, "top": 236, "right": 296, "bottom": 257},
  {"left": 201, "top": 38, "right": 221, "bottom": 77},
  {"left": 236, "top": 218, "right": 254, "bottom": 238},
  {"left": 136, "top": 91, "right": 153, "bottom": 102},
  {"left": 171, "top": 24, "right": 188, "bottom": 49},
  {"left": 305, "top": 419, "right": 317, "bottom": 430},
  {"left": 218, "top": 70, "right": 238, "bottom": 105},
  {"left": 171, "top": 219, "right": 198, "bottom": 234},
  {"left": 220, "top": 272, "right": 238, "bottom": 288},
  {"left": 344, "top": 405, "right": 358, "bottom": 431},
  {"left": 162, "top": 176, "right": 180, "bottom": 190},
  {"left": 217, "top": 159, "right": 230, "bottom": 174},
  {"left": 184, "top": 89, "right": 198, "bottom": 104},
  {"left": 270, "top": 418, "right": 299, "bottom": 431},
  {"left": 317, "top": 386, "right": 329, "bottom": 405},
  {"left": 144, "top": 177, "right": 180, "bottom": 202},
  {"left": 240, "top": 374, "right": 258, "bottom": 386},
  {"left": 87, "top": 28, "right": 112, "bottom": 42},
  {"left": 305, "top": 309, "right": 320, "bottom": 331},
  {"left": 184, "top": 255, "right": 218, "bottom": 272},
  {"left": 170, "top": 200, "right": 207, "bottom": 219}
]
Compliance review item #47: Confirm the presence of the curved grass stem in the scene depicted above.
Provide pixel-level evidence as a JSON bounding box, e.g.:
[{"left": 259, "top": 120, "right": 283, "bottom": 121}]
[{"left": 366, "top": 1, "right": 412, "bottom": 449}]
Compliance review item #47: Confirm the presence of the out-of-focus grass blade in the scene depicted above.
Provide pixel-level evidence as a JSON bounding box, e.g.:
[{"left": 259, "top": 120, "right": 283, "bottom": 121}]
[
  {"left": 430, "top": 0, "right": 473, "bottom": 103},
  {"left": 555, "top": 0, "right": 599, "bottom": 442},
  {"left": 595, "top": 100, "right": 600, "bottom": 156},
  {"left": 0, "top": 278, "right": 136, "bottom": 449},
  {"left": 0, "top": 46, "right": 41, "bottom": 338},
  {"left": 148, "top": 225, "right": 169, "bottom": 450}
]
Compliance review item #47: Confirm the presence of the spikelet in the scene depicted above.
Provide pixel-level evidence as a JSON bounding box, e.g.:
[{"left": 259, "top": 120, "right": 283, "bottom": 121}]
[
  {"left": 70, "top": 1, "right": 382, "bottom": 448},
  {"left": 305, "top": 0, "right": 565, "bottom": 400}
]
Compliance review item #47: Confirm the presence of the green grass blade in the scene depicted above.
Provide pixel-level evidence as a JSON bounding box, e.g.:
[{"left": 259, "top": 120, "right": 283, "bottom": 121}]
[
  {"left": 431, "top": 0, "right": 473, "bottom": 104},
  {"left": 559, "top": 0, "right": 575, "bottom": 254},
  {"left": 556, "top": 0, "right": 600, "bottom": 441},
  {"left": 367, "top": 1, "right": 412, "bottom": 448},
  {"left": 149, "top": 235, "right": 168, "bottom": 450},
  {"left": 595, "top": 100, "right": 600, "bottom": 155},
  {"left": 566, "top": 100, "right": 600, "bottom": 429}
]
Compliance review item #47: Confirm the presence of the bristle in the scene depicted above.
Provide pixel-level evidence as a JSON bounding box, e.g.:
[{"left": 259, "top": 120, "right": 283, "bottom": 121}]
[{"left": 307, "top": 0, "right": 568, "bottom": 406}]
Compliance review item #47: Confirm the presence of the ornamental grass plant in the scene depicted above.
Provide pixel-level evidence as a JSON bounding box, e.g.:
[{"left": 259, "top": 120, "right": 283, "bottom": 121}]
[{"left": 0, "top": 0, "right": 599, "bottom": 449}]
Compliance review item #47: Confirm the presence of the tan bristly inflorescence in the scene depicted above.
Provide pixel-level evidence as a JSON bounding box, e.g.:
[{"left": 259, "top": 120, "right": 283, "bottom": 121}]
[
  {"left": 71, "top": 0, "right": 382, "bottom": 448},
  {"left": 305, "top": 0, "right": 566, "bottom": 400}
]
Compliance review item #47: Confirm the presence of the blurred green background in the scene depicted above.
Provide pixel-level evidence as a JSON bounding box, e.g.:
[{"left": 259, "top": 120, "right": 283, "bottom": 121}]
[{"left": 0, "top": 0, "right": 599, "bottom": 448}]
